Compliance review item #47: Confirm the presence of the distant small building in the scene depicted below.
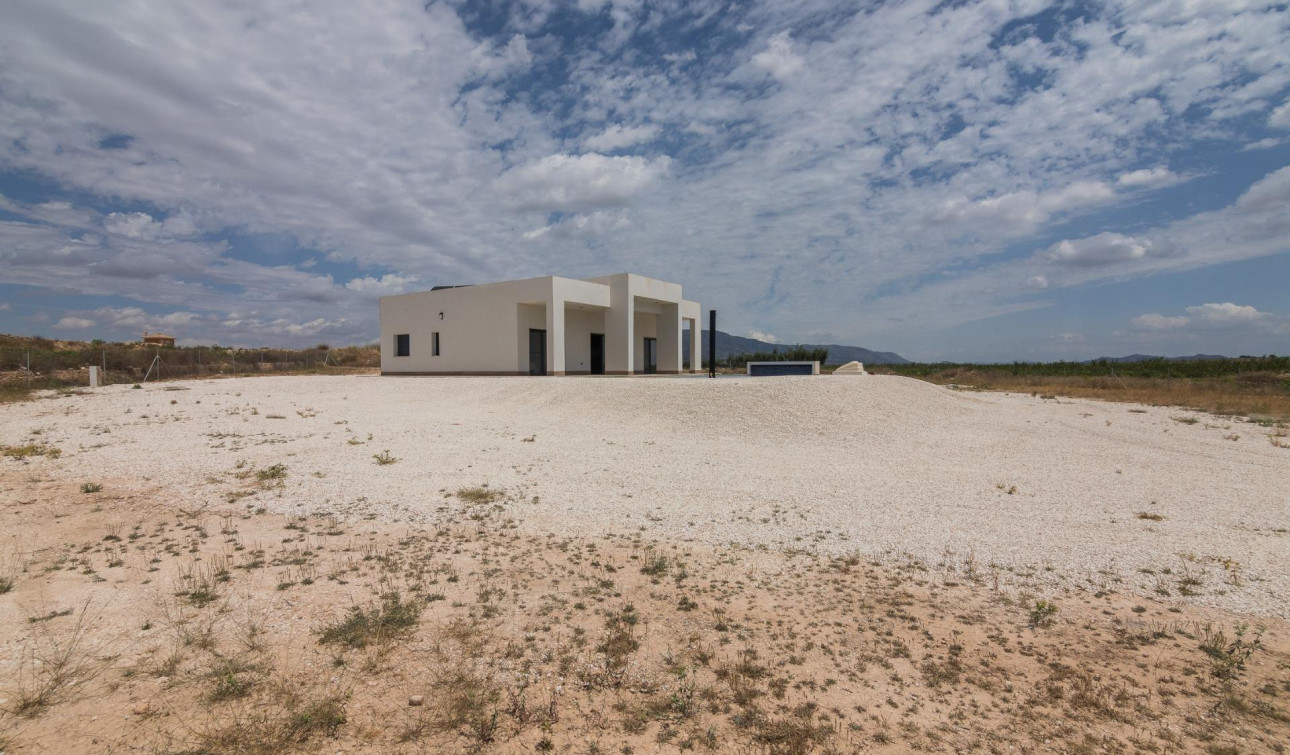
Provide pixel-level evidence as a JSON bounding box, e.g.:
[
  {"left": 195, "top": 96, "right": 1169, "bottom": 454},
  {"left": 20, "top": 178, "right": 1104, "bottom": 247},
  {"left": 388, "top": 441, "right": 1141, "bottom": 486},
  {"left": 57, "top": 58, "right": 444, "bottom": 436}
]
[{"left": 142, "top": 331, "right": 175, "bottom": 347}]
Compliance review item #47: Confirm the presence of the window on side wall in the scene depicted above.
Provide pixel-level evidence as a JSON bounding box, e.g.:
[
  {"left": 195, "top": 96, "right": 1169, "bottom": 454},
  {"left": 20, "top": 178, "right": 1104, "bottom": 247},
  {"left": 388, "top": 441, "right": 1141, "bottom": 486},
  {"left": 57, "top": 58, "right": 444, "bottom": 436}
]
[
  {"left": 395, "top": 334, "right": 410, "bottom": 357},
  {"left": 432, "top": 331, "right": 440, "bottom": 356}
]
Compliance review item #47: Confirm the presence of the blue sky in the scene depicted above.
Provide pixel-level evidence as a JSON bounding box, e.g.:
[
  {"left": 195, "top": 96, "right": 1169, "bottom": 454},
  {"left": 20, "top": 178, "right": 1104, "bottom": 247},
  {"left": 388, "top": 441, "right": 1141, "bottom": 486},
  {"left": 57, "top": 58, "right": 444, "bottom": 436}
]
[{"left": 1, "top": 0, "right": 1288, "bottom": 361}]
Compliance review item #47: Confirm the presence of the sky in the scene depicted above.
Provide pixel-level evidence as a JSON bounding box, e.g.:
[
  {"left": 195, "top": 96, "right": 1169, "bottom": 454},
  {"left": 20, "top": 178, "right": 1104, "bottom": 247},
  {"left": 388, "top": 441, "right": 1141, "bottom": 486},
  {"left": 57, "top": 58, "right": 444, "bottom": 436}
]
[{"left": 1, "top": 0, "right": 1288, "bottom": 362}]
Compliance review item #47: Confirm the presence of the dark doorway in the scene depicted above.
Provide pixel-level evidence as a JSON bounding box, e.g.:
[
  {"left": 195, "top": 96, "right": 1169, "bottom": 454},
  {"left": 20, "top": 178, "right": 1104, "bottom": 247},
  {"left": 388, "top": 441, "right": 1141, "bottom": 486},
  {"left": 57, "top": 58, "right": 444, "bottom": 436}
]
[
  {"left": 529, "top": 329, "right": 547, "bottom": 375},
  {"left": 590, "top": 333, "right": 605, "bottom": 375},
  {"left": 643, "top": 337, "right": 657, "bottom": 374}
]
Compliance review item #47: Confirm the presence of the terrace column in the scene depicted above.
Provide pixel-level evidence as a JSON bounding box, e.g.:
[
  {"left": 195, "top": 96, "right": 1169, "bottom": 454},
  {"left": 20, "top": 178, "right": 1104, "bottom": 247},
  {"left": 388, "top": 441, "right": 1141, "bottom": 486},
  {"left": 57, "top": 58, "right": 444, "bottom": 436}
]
[
  {"left": 605, "top": 281, "right": 634, "bottom": 374},
  {"left": 545, "top": 296, "right": 566, "bottom": 375},
  {"left": 658, "top": 302, "right": 681, "bottom": 374},
  {"left": 686, "top": 317, "right": 700, "bottom": 373}
]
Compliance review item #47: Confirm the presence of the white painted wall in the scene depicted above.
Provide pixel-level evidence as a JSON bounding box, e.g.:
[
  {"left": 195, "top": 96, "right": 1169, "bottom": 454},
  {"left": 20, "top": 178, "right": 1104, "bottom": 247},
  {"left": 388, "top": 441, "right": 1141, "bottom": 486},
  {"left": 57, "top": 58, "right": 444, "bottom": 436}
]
[
  {"left": 633, "top": 312, "right": 658, "bottom": 371},
  {"left": 564, "top": 307, "right": 607, "bottom": 373},
  {"left": 380, "top": 273, "right": 699, "bottom": 375},
  {"left": 381, "top": 276, "right": 554, "bottom": 374}
]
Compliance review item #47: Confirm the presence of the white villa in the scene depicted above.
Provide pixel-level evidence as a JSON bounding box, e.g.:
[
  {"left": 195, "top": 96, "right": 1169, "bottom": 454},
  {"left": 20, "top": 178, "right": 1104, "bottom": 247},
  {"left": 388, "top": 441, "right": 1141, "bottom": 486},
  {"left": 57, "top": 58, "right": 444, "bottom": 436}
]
[{"left": 379, "top": 274, "right": 702, "bottom": 376}]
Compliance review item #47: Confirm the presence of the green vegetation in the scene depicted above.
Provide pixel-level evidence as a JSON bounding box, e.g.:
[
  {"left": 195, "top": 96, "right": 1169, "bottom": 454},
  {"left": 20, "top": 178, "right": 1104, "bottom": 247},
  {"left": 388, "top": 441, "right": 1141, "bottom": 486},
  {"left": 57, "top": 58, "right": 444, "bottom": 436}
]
[
  {"left": 454, "top": 486, "right": 503, "bottom": 504},
  {"left": 876, "top": 355, "right": 1290, "bottom": 380},
  {"left": 254, "top": 464, "right": 287, "bottom": 483},
  {"left": 0, "top": 333, "right": 378, "bottom": 395},
  {"left": 2, "top": 443, "right": 62, "bottom": 459},
  {"left": 1029, "top": 600, "right": 1059, "bottom": 628},
  {"left": 870, "top": 356, "right": 1290, "bottom": 420},
  {"left": 718, "top": 345, "right": 829, "bottom": 369},
  {"left": 317, "top": 592, "right": 422, "bottom": 648}
]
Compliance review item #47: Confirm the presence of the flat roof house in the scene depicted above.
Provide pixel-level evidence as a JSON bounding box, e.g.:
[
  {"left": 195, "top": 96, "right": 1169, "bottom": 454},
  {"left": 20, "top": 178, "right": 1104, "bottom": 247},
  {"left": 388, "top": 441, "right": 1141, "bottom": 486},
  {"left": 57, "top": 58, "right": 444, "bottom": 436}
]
[
  {"left": 380, "top": 274, "right": 701, "bottom": 376},
  {"left": 142, "top": 331, "right": 175, "bottom": 347}
]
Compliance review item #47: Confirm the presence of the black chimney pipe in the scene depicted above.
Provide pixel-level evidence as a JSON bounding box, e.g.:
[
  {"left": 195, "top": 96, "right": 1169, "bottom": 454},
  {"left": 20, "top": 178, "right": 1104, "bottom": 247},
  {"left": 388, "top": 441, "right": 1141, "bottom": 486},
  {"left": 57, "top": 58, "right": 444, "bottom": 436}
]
[{"left": 708, "top": 309, "right": 716, "bottom": 378}]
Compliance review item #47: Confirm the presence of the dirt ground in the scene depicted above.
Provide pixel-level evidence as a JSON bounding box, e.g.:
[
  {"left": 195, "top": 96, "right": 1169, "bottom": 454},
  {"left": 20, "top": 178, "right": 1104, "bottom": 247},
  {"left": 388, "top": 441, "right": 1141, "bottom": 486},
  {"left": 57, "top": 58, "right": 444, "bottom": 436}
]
[{"left": 1, "top": 459, "right": 1288, "bottom": 754}]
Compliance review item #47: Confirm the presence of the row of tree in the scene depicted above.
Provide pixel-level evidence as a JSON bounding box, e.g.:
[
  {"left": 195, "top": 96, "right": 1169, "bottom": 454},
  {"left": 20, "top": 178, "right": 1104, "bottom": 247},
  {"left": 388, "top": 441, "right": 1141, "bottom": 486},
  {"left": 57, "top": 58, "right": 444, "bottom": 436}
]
[
  {"left": 716, "top": 346, "right": 830, "bottom": 369},
  {"left": 875, "top": 356, "right": 1289, "bottom": 380}
]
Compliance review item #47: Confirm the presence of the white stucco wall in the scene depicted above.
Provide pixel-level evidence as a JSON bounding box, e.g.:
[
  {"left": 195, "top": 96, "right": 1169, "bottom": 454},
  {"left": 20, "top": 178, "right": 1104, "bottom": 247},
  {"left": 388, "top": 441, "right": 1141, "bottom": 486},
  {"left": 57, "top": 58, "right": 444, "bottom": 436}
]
[
  {"left": 380, "top": 273, "right": 699, "bottom": 375},
  {"left": 564, "top": 307, "right": 607, "bottom": 374},
  {"left": 633, "top": 312, "right": 659, "bottom": 371},
  {"left": 380, "top": 277, "right": 554, "bottom": 374}
]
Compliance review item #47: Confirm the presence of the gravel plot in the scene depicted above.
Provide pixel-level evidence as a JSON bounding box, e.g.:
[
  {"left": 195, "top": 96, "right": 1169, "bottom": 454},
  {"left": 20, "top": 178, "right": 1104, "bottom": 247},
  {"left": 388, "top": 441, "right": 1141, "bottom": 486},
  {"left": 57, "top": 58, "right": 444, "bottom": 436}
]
[{"left": 4, "top": 374, "right": 1287, "bottom": 616}]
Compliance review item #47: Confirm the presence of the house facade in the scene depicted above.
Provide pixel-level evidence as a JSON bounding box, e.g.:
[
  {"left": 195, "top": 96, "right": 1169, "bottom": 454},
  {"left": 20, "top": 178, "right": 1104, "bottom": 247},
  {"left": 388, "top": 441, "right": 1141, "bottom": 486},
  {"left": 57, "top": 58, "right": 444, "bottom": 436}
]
[{"left": 379, "top": 274, "right": 702, "bottom": 376}]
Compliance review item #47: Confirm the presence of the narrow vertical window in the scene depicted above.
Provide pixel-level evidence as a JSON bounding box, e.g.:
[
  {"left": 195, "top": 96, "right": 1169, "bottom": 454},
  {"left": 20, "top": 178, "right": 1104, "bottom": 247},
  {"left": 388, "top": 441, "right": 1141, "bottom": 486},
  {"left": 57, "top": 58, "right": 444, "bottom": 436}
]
[
  {"left": 432, "top": 332, "right": 440, "bottom": 356},
  {"left": 395, "top": 334, "right": 410, "bottom": 357}
]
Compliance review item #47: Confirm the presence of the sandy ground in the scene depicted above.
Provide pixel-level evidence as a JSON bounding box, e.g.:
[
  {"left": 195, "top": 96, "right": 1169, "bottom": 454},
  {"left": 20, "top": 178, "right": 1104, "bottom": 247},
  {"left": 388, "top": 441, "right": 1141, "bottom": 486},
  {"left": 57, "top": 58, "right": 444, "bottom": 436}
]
[
  {"left": 1, "top": 469, "right": 1288, "bottom": 754},
  {"left": 3, "top": 374, "right": 1287, "bottom": 617}
]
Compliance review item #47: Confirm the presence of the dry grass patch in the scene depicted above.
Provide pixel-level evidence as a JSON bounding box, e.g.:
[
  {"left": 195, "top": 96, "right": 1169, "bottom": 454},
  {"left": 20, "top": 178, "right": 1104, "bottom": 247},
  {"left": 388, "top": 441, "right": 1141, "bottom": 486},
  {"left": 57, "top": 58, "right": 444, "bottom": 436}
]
[{"left": 2, "top": 442, "right": 61, "bottom": 459}]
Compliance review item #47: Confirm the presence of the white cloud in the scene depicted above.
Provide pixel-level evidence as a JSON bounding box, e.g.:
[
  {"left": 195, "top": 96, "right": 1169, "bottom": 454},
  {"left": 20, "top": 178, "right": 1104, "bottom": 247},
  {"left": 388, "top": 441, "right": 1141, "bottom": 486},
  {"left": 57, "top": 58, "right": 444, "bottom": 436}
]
[
  {"left": 1046, "top": 232, "right": 1157, "bottom": 267},
  {"left": 1117, "top": 167, "right": 1176, "bottom": 188},
  {"left": 1185, "top": 302, "right": 1265, "bottom": 324},
  {"left": 521, "top": 209, "right": 630, "bottom": 240},
  {"left": 752, "top": 32, "right": 804, "bottom": 81},
  {"left": 1056, "top": 331, "right": 1085, "bottom": 344},
  {"left": 1270, "top": 102, "right": 1290, "bottom": 129},
  {"left": 747, "top": 330, "right": 780, "bottom": 344},
  {"left": 931, "top": 181, "right": 1116, "bottom": 234},
  {"left": 1130, "top": 313, "right": 1190, "bottom": 331},
  {"left": 0, "top": 0, "right": 1286, "bottom": 351},
  {"left": 1127, "top": 303, "right": 1278, "bottom": 335},
  {"left": 584, "top": 124, "right": 660, "bottom": 152},
  {"left": 344, "top": 273, "right": 419, "bottom": 296},
  {"left": 497, "top": 153, "right": 671, "bottom": 213},
  {"left": 91, "top": 306, "right": 201, "bottom": 330},
  {"left": 54, "top": 316, "right": 95, "bottom": 329}
]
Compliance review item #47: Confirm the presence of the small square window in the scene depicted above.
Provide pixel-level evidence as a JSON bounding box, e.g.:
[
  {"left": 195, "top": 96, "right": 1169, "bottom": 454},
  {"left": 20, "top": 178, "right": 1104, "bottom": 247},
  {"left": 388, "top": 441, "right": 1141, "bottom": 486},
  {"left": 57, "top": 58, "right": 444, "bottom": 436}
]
[
  {"left": 395, "top": 333, "right": 410, "bottom": 357},
  {"left": 432, "top": 331, "right": 440, "bottom": 356}
]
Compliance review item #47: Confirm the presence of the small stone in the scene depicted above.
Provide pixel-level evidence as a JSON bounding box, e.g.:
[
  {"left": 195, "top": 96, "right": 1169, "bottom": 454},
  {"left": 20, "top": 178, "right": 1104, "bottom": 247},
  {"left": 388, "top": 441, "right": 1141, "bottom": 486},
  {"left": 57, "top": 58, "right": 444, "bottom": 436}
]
[
  {"left": 132, "top": 700, "right": 151, "bottom": 715},
  {"left": 408, "top": 695, "right": 424, "bottom": 707}
]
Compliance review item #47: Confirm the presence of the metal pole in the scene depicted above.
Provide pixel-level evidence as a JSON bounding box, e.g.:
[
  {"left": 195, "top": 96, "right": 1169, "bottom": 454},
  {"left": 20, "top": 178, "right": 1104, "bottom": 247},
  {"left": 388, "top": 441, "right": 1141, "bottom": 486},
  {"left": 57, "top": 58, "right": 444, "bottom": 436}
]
[
  {"left": 708, "top": 310, "right": 716, "bottom": 379},
  {"left": 26, "top": 349, "right": 31, "bottom": 388},
  {"left": 102, "top": 349, "right": 106, "bottom": 385}
]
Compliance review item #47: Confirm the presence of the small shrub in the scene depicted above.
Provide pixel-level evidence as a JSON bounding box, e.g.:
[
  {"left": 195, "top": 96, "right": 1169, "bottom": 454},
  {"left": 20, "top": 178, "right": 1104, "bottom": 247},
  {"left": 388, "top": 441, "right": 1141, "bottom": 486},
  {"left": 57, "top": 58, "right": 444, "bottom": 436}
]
[
  {"left": 80, "top": 482, "right": 102, "bottom": 494},
  {"left": 2, "top": 444, "right": 62, "bottom": 459},
  {"left": 641, "top": 549, "right": 669, "bottom": 577},
  {"left": 1199, "top": 623, "right": 1264, "bottom": 682},
  {"left": 1136, "top": 511, "right": 1164, "bottom": 521},
  {"left": 318, "top": 592, "right": 422, "bottom": 648},
  {"left": 255, "top": 464, "right": 287, "bottom": 483},
  {"left": 455, "top": 486, "right": 503, "bottom": 504},
  {"left": 372, "top": 450, "right": 399, "bottom": 465},
  {"left": 290, "top": 695, "right": 348, "bottom": 738},
  {"left": 1029, "top": 600, "right": 1059, "bottom": 628}
]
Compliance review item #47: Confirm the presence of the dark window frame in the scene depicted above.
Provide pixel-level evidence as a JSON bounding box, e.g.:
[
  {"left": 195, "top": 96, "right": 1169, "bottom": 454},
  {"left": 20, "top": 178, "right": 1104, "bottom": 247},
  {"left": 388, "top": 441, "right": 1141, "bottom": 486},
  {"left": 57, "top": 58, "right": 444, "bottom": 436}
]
[
  {"left": 432, "top": 331, "right": 440, "bottom": 356},
  {"left": 395, "top": 333, "right": 410, "bottom": 357}
]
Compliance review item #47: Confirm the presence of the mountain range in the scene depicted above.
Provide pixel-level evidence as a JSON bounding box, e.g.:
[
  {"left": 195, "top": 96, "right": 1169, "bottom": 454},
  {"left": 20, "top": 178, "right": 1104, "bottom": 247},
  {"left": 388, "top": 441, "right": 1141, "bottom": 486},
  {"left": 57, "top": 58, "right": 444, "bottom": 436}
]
[{"left": 682, "top": 330, "right": 910, "bottom": 365}]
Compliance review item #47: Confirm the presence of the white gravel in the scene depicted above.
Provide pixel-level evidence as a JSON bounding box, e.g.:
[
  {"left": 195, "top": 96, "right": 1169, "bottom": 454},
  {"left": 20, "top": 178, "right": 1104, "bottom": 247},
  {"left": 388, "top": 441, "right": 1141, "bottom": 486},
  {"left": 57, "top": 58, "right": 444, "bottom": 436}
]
[{"left": 4, "top": 375, "right": 1287, "bottom": 616}]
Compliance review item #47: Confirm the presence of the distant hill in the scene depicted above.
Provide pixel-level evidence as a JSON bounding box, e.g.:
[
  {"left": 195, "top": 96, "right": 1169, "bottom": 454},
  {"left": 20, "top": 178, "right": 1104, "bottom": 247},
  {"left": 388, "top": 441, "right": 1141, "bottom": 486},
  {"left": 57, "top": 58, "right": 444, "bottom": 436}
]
[
  {"left": 682, "top": 330, "right": 909, "bottom": 365},
  {"left": 1088, "top": 354, "right": 1230, "bottom": 363}
]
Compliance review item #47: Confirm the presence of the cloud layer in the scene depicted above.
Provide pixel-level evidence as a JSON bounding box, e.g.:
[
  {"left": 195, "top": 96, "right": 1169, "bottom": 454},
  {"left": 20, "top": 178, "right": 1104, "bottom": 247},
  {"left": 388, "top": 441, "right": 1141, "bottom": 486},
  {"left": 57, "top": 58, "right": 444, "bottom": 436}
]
[{"left": 0, "top": 0, "right": 1287, "bottom": 353}]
